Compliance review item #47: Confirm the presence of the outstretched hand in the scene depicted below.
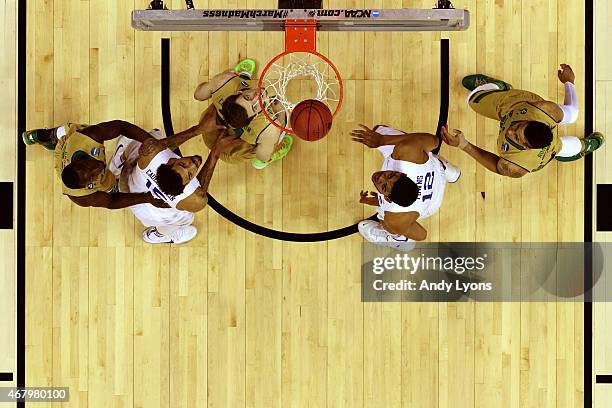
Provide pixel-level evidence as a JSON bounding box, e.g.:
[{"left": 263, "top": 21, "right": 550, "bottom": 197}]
[
  {"left": 196, "top": 105, "right": 226, "bottom": 134},
  {"left": 440, "top": 125, "right": 468, "bottom": 149},
  {"left": 557, "top": 64, "right": 575, "bottom": 84},
  {"left": 359, "top": 190, "right": 378, "bottom": 204},
  {"left": 212, "top": 134, "right": 242, "bottom": 154},
  {"left": 350, "top": 124, "right": 384, "bottom": 148}
]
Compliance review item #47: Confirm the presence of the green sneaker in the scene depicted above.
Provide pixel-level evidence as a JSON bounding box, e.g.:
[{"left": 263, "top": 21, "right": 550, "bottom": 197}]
[
  {"left": 234, "top": 58, "right": 256, "bottom": 79},
  {"left": 251, "top": 134, "right": 294, "bottom": 169},
  {"left": 462, "top": 74, "right": 513, "bottom": 91},
  {"left": 555, "top": 132, "right": 605, "bottom": 162},
  {"left": 21, "top": 128, "right": 58, "bottom": 151}
]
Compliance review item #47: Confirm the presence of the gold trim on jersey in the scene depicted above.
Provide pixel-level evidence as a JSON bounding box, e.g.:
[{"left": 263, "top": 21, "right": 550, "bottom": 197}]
[
  {"left": 54, "top": 123, "right": 117, "bottom": 197},
  {"left": 211, "top": 76, "right": 284, "bottom": 146},
  {"left": 469, "top": 89, "right": 561, "bottom": 172}
]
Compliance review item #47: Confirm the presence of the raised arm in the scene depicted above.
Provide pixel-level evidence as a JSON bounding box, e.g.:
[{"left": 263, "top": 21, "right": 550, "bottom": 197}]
[
  {"left": 254, "top": 125, "right": 282, "bottom": 162},
  {"left": 532, "top": 64, "right": 578, "bottom": 124},
  {"left": 441, "top": 126, "right": 527, "bottom": 178},
  {"left": 194, "top": 69, "right": 238, "bottom": 101},
  {"left": 196, "top": 135, "right": 243, "bottom": 193},
  {"left": 80, "top": 120, "right": 154, "bottom": 144},
  {"left": 157, "top": 105, "right": 225, "bottom": 151},
  {"left": 558, "top": 81, "right": 578, "bottom": 124},
  {"left": 359, "top": 190, "right": 379, "bottom": 207},
  {"left": 556, "top": 63, "right": 579, "bottom": 124},
  {"left": 351, "top": 124, "right": 438, "bottom": 152},
  {"left": 137, "top": 106, "right": 227, "bottom": 169},
  {"left": 160, "top": 126, "right": 203, "bottom": 151},
  {"left": 68, "top": 191, "right": 166, "bottom": 209}
]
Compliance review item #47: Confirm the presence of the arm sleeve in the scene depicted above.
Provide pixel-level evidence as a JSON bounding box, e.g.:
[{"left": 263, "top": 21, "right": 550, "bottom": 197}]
[{"left": 557, "top": 82, "right": 579, "bottom": 125}]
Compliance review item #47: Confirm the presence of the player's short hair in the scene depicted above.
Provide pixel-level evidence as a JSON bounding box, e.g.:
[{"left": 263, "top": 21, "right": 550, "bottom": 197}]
[
  {"left": 156, "top": 163, "right": 185, "bottom": 197},
  {"left": 61, "top": 164, "right": 83, "bottom": 189},
  {"left": 524, "top": 121, "right": 553, "bottom": 148},
  {"left": 390, "top": 175, "right": 419, "bottom": 207},
  {"left": 221, "top": 93, "right": 252, "bottom": 128}
]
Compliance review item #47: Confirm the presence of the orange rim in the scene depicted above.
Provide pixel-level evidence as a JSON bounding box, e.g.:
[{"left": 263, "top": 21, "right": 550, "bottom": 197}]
[{"left": 257, "top": 50, "right": 343, "bottom": 135}]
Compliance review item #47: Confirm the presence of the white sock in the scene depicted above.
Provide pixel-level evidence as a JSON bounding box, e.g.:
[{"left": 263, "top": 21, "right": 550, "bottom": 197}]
[
  {"left": 557, "top": 136, "right": 583, "bottom": 157},
  {"left": 466, "top": 83, "right": 501, "bottom": 105}
]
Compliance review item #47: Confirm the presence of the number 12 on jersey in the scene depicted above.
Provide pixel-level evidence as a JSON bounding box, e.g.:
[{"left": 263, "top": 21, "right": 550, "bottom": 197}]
[{"left": 421, "top": 172, "right": 434, "bottom": 202}]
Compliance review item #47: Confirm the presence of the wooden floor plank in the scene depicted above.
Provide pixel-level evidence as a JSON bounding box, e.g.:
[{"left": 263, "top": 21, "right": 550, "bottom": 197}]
[{"left": 21, "top": 1, "right": 595, "bottom": 407}]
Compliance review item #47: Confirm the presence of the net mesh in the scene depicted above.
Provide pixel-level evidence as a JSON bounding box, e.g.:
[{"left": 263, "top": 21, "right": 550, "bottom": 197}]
[{"left": 259, "top": 52, "right": 341, "bottom": 124}]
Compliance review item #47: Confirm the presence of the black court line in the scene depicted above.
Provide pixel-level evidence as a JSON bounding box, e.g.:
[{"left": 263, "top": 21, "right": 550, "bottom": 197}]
[
  {"left": 0, "top": 183, "right": 14, "bottom": 229},
  {"left": 17, "top": 0, "right": 27, "bottom": 405},
  {"left": 161, "top": 40, "right": 174, "bottom": 138},
  {"left": 596, "top": 185, "right": 612, "bottom": 231},
  {"left": 436, "top": 39, "right": 450, "bottom": 141},
  {"left": 596, "top": 375, "right": 612, "bottom": 384},
  {"left": 161, "top": 38, "right": 451, "bottom": 242},
  {"left": 584, "top": 0, "right": 594, "bottom": 404},
  {"left": 0, "top": 373, "right": 14, "bottom": 382}
]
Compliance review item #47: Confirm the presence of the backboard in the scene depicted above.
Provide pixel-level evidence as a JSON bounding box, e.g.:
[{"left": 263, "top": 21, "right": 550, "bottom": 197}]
[{"left": 132, "top": 8, "right": 470, "bottom": 32}]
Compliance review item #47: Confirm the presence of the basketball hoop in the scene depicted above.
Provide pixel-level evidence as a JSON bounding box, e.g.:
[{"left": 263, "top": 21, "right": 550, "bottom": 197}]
[
  {"left": 133, "top": 7, "right": 471, "bottom": 134},
  {"left": 257, "top": 20, "right": 343, "bottom": 135}
]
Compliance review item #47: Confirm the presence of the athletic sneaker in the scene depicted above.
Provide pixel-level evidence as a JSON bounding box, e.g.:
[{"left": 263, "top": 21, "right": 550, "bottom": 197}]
[
  {"left": 234, "top": 58, "right": 256, "bottom": 79},
  {"left": 142, "top": 226, "right": 197, "bottom": 245},
  {"left": 251, "top": 134, "right": 294, "bottom": 169},
  {"left": 462, "top": 74, "right": 513, "bottom": 92},
  {"left": 358, "top": 220, "right": 416, "bottom": 252},
  {"left": 437, "top": 156, "right": 461, "bottom": 183},
  {"left": 555, "top": 132, "right": 605, "bottom": 162},
  {"left": 21, "top": 128, "right": 58, "bottom": 151}
]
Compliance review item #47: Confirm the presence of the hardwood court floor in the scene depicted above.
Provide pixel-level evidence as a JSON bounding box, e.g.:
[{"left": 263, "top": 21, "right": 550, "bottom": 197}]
[
  {"left": 0, "top": 0, "right": 17, "bottom": 393},
  {"left": 24, "top": 0, "right": 590, "bottom": 407},
  {"left": 593, "top": 0, "right": 612, "bottom": 405}
]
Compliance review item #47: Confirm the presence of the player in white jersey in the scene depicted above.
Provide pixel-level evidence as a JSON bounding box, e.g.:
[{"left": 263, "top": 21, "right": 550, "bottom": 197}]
[
  {"left": 351, "top": 124, "right": 461, "bottom": 250},
  {"left": 110, "top": 106, "right": 240, "bottom": 244}
]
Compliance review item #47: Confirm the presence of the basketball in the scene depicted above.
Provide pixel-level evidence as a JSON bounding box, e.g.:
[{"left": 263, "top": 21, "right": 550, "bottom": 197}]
[
  {"left": 290, "top": 99, "right": 333, "bottom": 141},
  {"left": 18, "top": 2, "right": 602, "bottom": 406}
]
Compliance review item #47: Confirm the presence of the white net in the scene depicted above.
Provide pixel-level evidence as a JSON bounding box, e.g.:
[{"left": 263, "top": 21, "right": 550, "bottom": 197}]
[{"left": 259, "top": 52, "right": 342, "bottom": 124}]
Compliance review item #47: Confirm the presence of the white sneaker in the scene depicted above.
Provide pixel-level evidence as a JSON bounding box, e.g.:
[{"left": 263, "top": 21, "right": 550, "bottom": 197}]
[
  {"left": 142, "top": 226, "right": 197, "bottom": 244},
  {"left": 358, "top": 220, "right": 416, "bottom": 251},
  {"left": 437, "top": 156, "right": 461, "bottom": 183},
  {"left": 168, "top": 226, "right": 198, "bottom": 244}
]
